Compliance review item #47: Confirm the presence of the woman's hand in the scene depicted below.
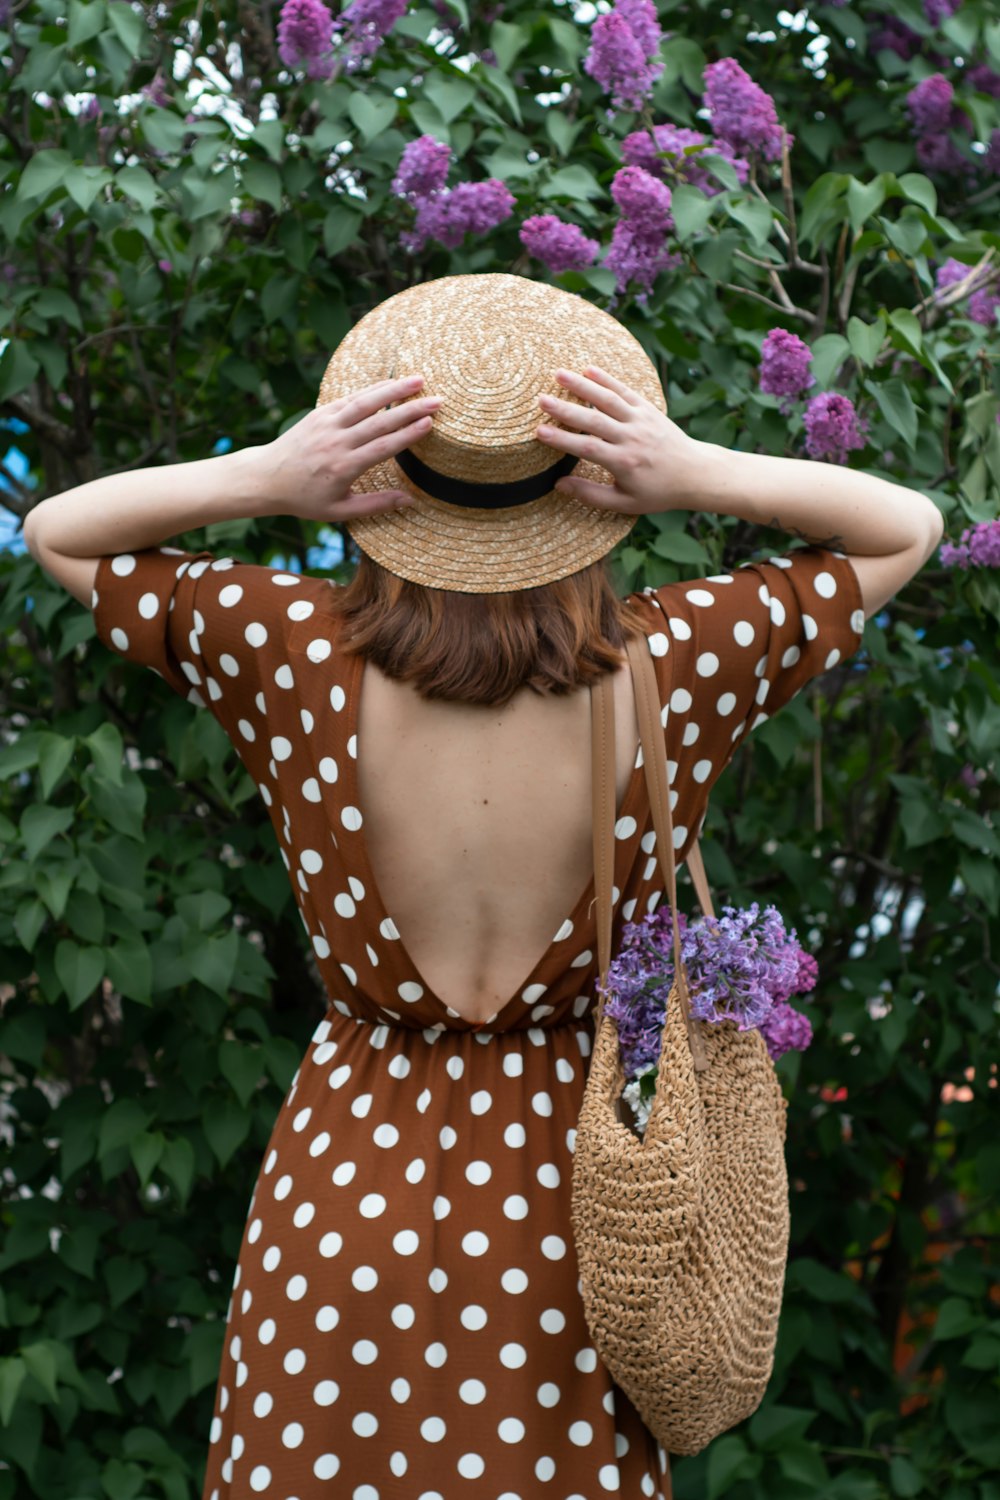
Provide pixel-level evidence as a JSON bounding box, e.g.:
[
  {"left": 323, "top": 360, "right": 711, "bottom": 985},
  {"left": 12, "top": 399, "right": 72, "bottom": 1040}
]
[
  {"left": 536, "top": 365, "right": 707, "bottom": 515},
  {"left": 253, "top": 374, "right": 441, "bottom": 522}
]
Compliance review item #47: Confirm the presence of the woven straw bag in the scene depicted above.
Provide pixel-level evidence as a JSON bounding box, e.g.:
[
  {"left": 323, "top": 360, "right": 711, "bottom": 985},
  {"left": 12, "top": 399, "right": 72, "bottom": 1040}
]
[{"left": 569, "top": 631, "right": 792, "bottom": 1460}]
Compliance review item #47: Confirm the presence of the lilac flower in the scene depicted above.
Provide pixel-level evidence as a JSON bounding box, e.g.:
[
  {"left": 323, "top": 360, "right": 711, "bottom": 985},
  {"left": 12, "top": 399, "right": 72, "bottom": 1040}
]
[
  {"left": 874, "top": 18, "right": 922, "bottom": 59},
  {"left": 82, "top": 96, "right": 102, "bottom": 121},
  {"left": 759, "top": 328, "right": 815, "bottom": 412},
  {"left": 583, "top": 0, "right": 664, "bottom": 116},
  {"left": 702, "top": 57, "right": 790, "bottom": 163},
  {"left": 758, "top": 1002, "right": 813, "bottom": 1061},
  {"left": 276, "top": 0, "right": 336, "bottom": 78},
  {"left": 959, "top": 763, "right": 979, "bottom": 790},
  {"left": 519, "top": 214, "right": 601, "bottom": 274},
  {"left": 621, "top": 123, "right": 749, "bottom": 196},
  {"left": 966, "top": 63, "right": 1000, "bottom": 99},
  {"left": 802, "top": 392, "right": 868, "bottom": 464},
  {"left": 401, "top": 179, "right": 514, "bottom": 253},
  {"left": 603, "top": 165, "right": 680, "bottom": 307},
  {"left": 941, "top": 520, "right": 1000, "bottom": 569},
  {"left": 915, "top": 132, "right": 973, "bottom": 181},
  {"left": 332, "top": 0, "right": 409, "bottom": 69},
  {"left": 141, "top": 72, "right": 172, "bottom": 108},
  {"left": 935, "top": 256, "right": 972, "bottom": 292},
  {"left": 157, "top": 258, "right": 172, "bottom": 272},
  {"left": 968, "top": 286, "right": 1000, "bottom": 326},
  {"left": 392, "top": 134, "right": 451, "bottom": 199},
  {"left": 906, "top": 74, "right": 955, "bottom": 133},
  {"left": 924, "top": 0, "right": 961, "bottom": 24}
]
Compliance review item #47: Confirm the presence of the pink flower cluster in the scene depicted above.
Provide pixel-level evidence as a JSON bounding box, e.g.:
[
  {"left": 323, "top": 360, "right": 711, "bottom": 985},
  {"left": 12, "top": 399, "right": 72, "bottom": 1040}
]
[
  {"left": 935, "top": 258, "right": 1000, "bottom": 327},
  {"left": 518, "top": 215, "right": 601, "bottom": 275},
  {"left": 905, "top": 73, "right": 977, "bottom": 183},
  {"left": 702, "top": 57, "right": 792, "bottom": 163},
  {"left": 276, "top": 0, "right": 408, "bottom": 76},
  {"left": 803, "top": 392, "right": 869, "bottom": 465},
  {"left": 392, "top": 135, "right": 514, "bottom": 253},
  {"left": 603, "top": 165, "right": 682, "bottom": 308},
  {"left": 940, "top": 520, "right": 1000, "bottom": 569},
  {"left": 758, "top": 328, "right": 815, "bottom": 414},
  {"left": 583, "top": 0, "right": 665, "bottom": 116},
  {"left": 621, "top": 123, "right": 749, "bottom": 196}
]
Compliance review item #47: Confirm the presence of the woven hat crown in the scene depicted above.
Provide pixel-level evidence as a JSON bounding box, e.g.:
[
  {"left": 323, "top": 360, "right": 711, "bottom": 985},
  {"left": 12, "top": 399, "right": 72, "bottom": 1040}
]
[{"left": 317, "top": 272, "right": 667, "bottom": 593}]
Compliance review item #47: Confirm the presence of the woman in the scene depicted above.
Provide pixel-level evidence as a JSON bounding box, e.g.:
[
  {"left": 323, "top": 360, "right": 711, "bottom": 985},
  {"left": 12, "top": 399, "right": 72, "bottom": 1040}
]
[{"left": 25, "top": 273, "right": 942, "bottom": 1498}]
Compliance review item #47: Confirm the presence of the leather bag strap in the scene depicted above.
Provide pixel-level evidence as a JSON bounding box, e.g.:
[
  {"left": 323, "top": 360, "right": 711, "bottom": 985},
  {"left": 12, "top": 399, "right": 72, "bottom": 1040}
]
[{"left": 592, "top": 636, "right": 713, "bottom": 1073}]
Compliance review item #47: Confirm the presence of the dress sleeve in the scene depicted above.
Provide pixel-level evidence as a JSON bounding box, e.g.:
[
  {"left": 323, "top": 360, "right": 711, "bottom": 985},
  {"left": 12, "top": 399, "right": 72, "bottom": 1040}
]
[
  {"left": 92, "top": 545, "right": 317, "bottom": 745},
  {"left": 633, "top": 544, "right": 865, "bottom": 794}
]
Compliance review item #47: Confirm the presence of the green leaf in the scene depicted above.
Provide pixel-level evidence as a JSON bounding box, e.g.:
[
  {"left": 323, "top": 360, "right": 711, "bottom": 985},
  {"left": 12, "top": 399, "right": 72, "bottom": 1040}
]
[
  {"left": 37, "top": 866, "right": 76, "bottom": 922},
  {"left": 84, "top": 722, "right": 124, "bottom": 786},
  {"left": 846, "top": 176, "right": 887, "bottom": 234},
  {"left": 54, "top": 939, "right": 105, "bottom": 1010},
  {"left": 798, "top": 171, "right": 848, "bottom": 248},
  {"left": 98, "top": 1099, "right": 153, "bottom": 1162},
  {"left": 142, "top": 108, "right": 187, "bottom": 154},
  {"left": 251, "top": 119, "right": 285, "bottom": 163},
  {"left": 489, "top": 18, "right": 530, "bottom": 73},
  {"left": 106, "top": 0, "right": 147, "bottom": 57},
  {"left": 185, "top": 928, "right": 239, "bottom": 993},
  {"left": 20, "top": 1343, "right": 58, "bottom": 1404},
  {"left": 546, "top": 15, "right": 585, "bottom": 65},
  {"left": 670, "top": 183, "right": 713, "bottom": 242},
  {"left": 888, "top": 306, "right": 923, "bottom": 357},
  {"left": 728, "top": 195, "right": 773, "bottom": 247},
  {"left": 14, "top": 898, "right": 46, "bottom": 952},
  {"left": 159, "top": 1135, "right": 196, "bottom": 1206},
  {"left": 203, "top": 1095, "right": 251, "bottom": 1168},
  {"left": 243, "top": 160, "right": 282, "bottom": 213},
  {"left": 538, "top": 164, "right": 603, "bottom": 202},
  {"left": 348, "top": 91, "right": 397, "bottom": 145},
  {"left": 847, "top": 314, "right": 886, "bottom": 367},
  {"left": 933, "top": 1296, "right": 981, "bottom": 1341},
  {"left": 116, "top": 165, "right": 158, "bottom": 211},
  {"left": 64, "top": 164, "right": 112, "bottom": 213},
  {"left": 0, "top": 1357, "right": 27, "bottom": 1426},
  {"left": 423, "top": 72, "right": 477, "bottom": 124},
  {"left": 544, "top": 110, "right": 583, "bottom": 158},
  {"left": 68, "top": 0, "right": 107, "bottom": 47},
  {"left": 881, "top": 212, "right": 928, "bottom": 259},
  {"left": 897, "top": 172, "right": 936, "bottom": 217},
  {"left": 36, "top": 731, "right": 75, "bottom": 799},
  {"left": 889, "top": 1456, "right": 925, "bottom": 1497},
  {"left": 0, "top": 341, "right": 40, "bottom": 401},
  {"left": 707, "top": 1434, "right": 760, "bottom": 1500},
  {"left": 869, "top": 375, "right": 919, "bottom": 450},
  {"left": 17, "top": 149, "right": 73, "bottom": 202},
  {"left": 218, "top": 1040, "right": 265, "bottom": 1107},
  {"left": 20, "top": 804, "right": 74, "bottom": 862},
  {"left": 104, "top": 937, "right": 153, "bottom": 1006},
  {"left": 809, "top": 332, "right": 851, "bottom": 389}
]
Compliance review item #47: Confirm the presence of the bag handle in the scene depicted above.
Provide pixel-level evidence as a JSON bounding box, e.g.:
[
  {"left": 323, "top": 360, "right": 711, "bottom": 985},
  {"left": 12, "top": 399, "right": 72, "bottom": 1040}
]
[{"left": 591, "top": 635, "right": 712, "bottom": 1073}]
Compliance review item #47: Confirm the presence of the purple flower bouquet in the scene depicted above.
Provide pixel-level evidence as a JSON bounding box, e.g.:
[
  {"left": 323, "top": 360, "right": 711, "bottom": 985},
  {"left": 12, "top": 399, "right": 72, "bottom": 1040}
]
[{"left": 597, "top": 902, "right": 817, "bottom": 1137}]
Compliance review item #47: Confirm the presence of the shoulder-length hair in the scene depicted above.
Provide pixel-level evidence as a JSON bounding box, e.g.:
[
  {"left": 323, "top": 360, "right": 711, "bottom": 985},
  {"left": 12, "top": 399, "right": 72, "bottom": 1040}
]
[{"left": 327, "top": 551, "right": 651, "bottom": 707}]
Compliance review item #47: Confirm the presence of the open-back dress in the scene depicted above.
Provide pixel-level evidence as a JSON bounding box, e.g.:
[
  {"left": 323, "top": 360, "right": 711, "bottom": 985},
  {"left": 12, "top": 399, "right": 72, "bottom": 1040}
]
[{"left": 93, "top": 540, "right": 864, "bottom": 1500}]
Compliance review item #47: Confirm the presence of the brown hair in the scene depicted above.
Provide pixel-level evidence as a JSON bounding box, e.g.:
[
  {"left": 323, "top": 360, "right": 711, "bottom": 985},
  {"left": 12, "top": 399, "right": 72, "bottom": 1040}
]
[{"left": 327, "top": 551, "right": 652, "bottom": 707}]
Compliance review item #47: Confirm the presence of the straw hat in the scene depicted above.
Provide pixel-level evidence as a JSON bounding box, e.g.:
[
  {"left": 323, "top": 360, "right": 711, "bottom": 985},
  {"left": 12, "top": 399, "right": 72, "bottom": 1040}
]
[{"left": 316, "top": 272, "right": 666, "bottom": 594}]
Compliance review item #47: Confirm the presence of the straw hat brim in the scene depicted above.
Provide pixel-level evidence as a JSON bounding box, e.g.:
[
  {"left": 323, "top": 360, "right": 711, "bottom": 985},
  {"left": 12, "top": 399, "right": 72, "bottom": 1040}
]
[{"left": 316, "top": 273, "right": 665, "bottom": 594}]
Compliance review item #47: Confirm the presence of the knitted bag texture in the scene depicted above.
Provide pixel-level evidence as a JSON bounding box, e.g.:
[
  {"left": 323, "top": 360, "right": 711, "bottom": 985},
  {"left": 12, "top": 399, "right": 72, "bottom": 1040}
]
[{"left": 569, "top": 632, "right": 791, "bottom": 1457}]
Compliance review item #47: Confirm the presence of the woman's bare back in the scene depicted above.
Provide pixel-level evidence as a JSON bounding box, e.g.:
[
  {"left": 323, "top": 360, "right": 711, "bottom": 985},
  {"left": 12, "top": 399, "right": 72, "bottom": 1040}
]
[{"left": 356, "top": 656, "right": 640, "bottom": 1024}]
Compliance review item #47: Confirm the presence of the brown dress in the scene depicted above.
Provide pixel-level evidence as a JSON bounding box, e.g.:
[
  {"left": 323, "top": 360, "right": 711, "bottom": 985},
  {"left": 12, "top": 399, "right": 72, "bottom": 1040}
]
[{"left": 93, "top": 541, "right": 864, "bottom": 1499}]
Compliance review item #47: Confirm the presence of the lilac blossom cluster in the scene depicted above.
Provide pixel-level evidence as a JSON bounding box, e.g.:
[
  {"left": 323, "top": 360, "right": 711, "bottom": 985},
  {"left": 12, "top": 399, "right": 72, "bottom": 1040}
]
[
  {"left": 934, "top": 258, "right": 1000, "bottom": 327},
  {"left": 939, "top": 520, "right": 1000, "bottom": 569},
  {"left": 872, "top": 0, "right": 960, "bottom": 60},
  {"left": 758, "top": 328, "right": 815, "bottom": 414},
  {"left": 702, "top": 57, "right": 791, "bottom": 163},
  {"left": 803, "top": 392, "right": 869, "bottom": 465},
  {"left": 600, "top": 900, "right": 817, "bottom": 1132},
  {"left": 276, "top": 0, "right": 408, "bottom": 76},
  {"left": 518, "top": 215, "right": 601, "bottom": 274},
  {"left": 391, "top": 135, "right": 514, "bottom": 253},
  {"left": 582, "top": 0, "right": 665, "bottom": 117},
  {"left": 621, "top": 124, "right": 749, "bottom": 197},
  {"left": 603, "top": 165, "right": 682, "bottom": 308},
  {"left": 332, "top": 0, "right": 409, "bottom": 71},
  {"left": 904, "top": 73, "right": 977, "bottom": 182}
]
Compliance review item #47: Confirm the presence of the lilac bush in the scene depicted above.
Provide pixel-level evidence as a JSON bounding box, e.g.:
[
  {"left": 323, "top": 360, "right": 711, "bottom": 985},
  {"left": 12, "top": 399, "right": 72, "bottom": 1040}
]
[
  {"left": 331, "top": 0, "right": 409, "bottom": 70},
  {"left": 621, "top": 123, "right": 749, "bottom": 196},
  {"left": 758, "top": 328, "right": 816, "bottom": 412},
  {"left": 803, "top": 392, "right": 869, "bottom": 464},
  {"left": 702, "top": 57, "right": 791, "bottom": 162},
  {"left": 518, "top": 215, "right": 601, "bottom": 274},
  {"left": 276, "top": 0, "right": 335, "bottom": 78},
  {"left": 582, "top": 0, "right": 664, "bottom": 116},
  {"left": 940, "top": 520, "right": 1000, "bottom": 569}
]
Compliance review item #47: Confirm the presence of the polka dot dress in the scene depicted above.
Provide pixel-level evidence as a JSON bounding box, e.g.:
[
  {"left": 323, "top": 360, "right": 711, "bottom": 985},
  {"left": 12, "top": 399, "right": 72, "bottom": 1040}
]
[{"left": 92, "top": 542, "right": 864, "bottom": 1499}]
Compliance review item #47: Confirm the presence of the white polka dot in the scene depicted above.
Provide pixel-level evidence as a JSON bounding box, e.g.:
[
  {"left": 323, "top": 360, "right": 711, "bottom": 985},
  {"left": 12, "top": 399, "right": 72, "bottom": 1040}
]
[
  {"left": 283, "top": 1347, "right": 306, "bottom": 1374},
  {"left": 330, "top": 684, "right": 346, "bottom": 710},
  {"left": 825, "top": 647, "right": 841, "bottom": 668},
  {"left": 394, "top": 1229, "right": 420, "bottom": 1255},
  {"left": 541, "top": 1235, "right": 567, "bottom": 1259},
  {"left": 540, "top": 1308, "right": 565, "bottom": 1333},
  {"left": 532, "top": 1091, "right": 553, "bottom": 1117},
  {"left": 682, "top": 720, "right": 700, "bottom": 746},
  {"left": 782, "top": 644, "right": 801, "bottom": 667},
  {"left": 245, "top": 622, "right": 268, "bottom": 648},
  {"left": 692, "top": 758, "right": 713, "bottom": 783},
  {"left": 470, "top": 1089, "right": 492, "bottom": 1114},
  {"left": 315, "top": 1305, "right": 339, "bottom": 1331},
  {"left": 599, "top": 1464, "right": 621, "bottom": 1489},
  {"left": 262, "top": 1246, "right": 281, "bottom": 1272},
  {"left": 352, "top": 1265, "right": 378, "bottom": 1292},
  {"left": 319, "top": 1231, "right": 342, "bottom": 1256},
  {"left": 576, "top": 1347, "right": 599, "bottom": 1372},
  {"left": 685, "top": 588, "right": 715, "bottom": 607},
  {"left": 667, "top": 615, "right": 691, "bottom": 640},
  {"left": 270, "top": 736, "right": 292, "bottom": 761},
  {"left": 504, "top": 1123, "right": 526, "bottom": 1147},
  {"left": 253, "top": 1391, "right": 273, "bottom": 1417},
  {"left": 313, "top": 1379, "right": 339, "bottom": 1406},
  {"left": 391, "top": 1377, "right": 410, "bottom": 1402},
  {"left": 281, "top": 1422, "right": 304, "bottom": 1449},
  {"left": 466, "top": 1159, "right": 492, "bottom": 1184},
  {"left": 380, "top": 917, "right": 401, "bottom": 940},
  {"left": 458, "top": 1454, "right": 485, "bottom": 1478},
  {"left": 770, "top": 595, "right": 786, "bottom": 626},
  {"left": 399, "top": 981, "right": 424, "bottom": 1003},
  {"left": 310, "top": 1131, "right": 332, "bottom": 1157},
  {"left": 851, "top": 607, "right": 865, "bottom": 633},
  {"left": 392, "top": 1303, "right": 415, "bottom": 1329},
  {"left": 733, "top": 619, "right": 755, "bottom": 647},
  {"left": 286, "top": 1274, "right": 307, "bottom": 1301},
  {"left": 424, "top": 1340, "right": 448, "bottom": 1366},
  {"left": 421, "top": 1417, "right": 446, "bottom": 1442},
  {"left": 502, "top": 1268, "right": 529, "bottom": 1292},
  {"left": 500, "top": 1342, "right": 527, "bottom": 1368},
  {"left": 522, "top": 982, "right": 547, "bottom": 1004},
  {"left": 504, "top": 1194, "right": 529, "bottom": 1220},
  {"left": 331, "top": 1159, "right": 355, "bottom": 1183},
  {"left": 341, "top": 805, "right": 363, "bottom": 830},
  {"left": 815, "top": 570, "right": 837, "bottom": 597},
  {"left": 257, "top": 1317, "right": 275, "bottom": 1344},
  {"left": 647, "top": 632, "right": 668, "bottom": 656},
  {"left": 249, "top": 1465, "right": 272, "bottom": 1491},
  {"left": 695, "top": 651, "right": 719, "bottom": 676},
  {"left": 803, "top": 613, "right": 818, "bottom": 640},
  {"left": 313, "top": 1454, "right": 340, "bottom": 1479},
  {"left": 463, "top": 1230, "right": 490, "bottom": 1256},
  {"left": 537, "top": 1382, "right": 560, "bottom": 1407},
  {"left": 460, "top": 1379, "right": 487, "bottom": 1403},
  {"left": 669, "top": 687, "right": 692, "bottom": 712},
  {"left": 373, "top": 1122, "right": 399, "bottom": 1148},
  {"left": 352, "top": 1339, "right": 378, "bottom": 1364},
  {"left": 111, "top": 553, "right": 136, "bottom": 576},
  {"left": 570, "top": 1420, "right": 593, "bottom": 1445},
  {"left": 358, "top": 1193, "right": 386, "bottom": 1217},
  {"left": 537, "top": 1163, "right": 561, "bottom": 1188},
  {"left": 334, "top": 892, "right": 356, "bottom": 919}
]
